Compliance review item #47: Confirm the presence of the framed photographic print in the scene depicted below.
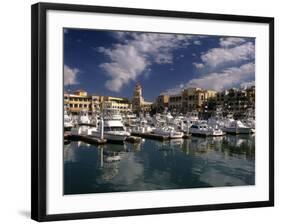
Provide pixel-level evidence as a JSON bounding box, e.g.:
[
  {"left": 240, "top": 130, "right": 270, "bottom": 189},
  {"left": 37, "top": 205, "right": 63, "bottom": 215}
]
[{"left": 31, "top": 2, "right": 274, "bottom": 222}]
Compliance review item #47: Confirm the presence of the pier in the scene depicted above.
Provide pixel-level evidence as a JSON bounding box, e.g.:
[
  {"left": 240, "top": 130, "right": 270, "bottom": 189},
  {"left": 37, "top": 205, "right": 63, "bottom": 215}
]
[
  {"left": 131, "top": 132, "right": 170, "bottom": 140},
  {"left": 125, "top": 136, "right": 142, "bottom": 143},
  {"left": 65, "top": 134, "right": 107, "bottom": 145},
  {"left": 65, "top": 133, "right": 142, "bottom": 145}
]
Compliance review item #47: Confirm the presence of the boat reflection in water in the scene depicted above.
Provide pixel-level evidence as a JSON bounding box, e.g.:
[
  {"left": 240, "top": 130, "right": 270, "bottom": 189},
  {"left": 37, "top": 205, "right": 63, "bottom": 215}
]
[{"left": 64, "top": 134, "right": 255, "bottom": 195}]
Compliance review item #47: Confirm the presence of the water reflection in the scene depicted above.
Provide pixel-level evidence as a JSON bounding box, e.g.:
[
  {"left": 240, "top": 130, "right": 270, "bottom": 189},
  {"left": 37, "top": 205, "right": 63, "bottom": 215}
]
[{"left": 64, "top": 135, "right": 255, "bottom": 195}]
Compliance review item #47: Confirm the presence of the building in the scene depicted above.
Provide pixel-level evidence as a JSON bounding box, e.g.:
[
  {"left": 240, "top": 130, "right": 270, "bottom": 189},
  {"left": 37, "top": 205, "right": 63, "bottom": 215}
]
[
  {"left": 64, "top": 90, "right": 132, "bottom": 115},
  {"left": 132, "top": 83, "right": 153, "bottom": 113},
  {"left": 175, "top": 88, "right": 217, "bottom": 113},
  {"left": 91, "top": 95, "right": 101, "bottom": 112},
  {"left": 102, "top": 96, "right": 132, "bottom": 113},
  {"left": 64, "top": 90, "right": 92, "bottom": 114},
  {"left": 168, "top": 94, "right": 182, "bottom": 113},
  {"left": 164, "top": 88, "right": 217, "bottom": 113},
  {"left": 215, "top": 86, "right": 255, "bottom": 117},
  {"left": 155, "top": 95, "right": 169, "bottom": 112}
]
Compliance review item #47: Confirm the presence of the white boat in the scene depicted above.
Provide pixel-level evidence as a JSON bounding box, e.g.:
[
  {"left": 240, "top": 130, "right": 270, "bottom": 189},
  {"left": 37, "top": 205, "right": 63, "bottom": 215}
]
[
  {"left": 64, "top": 106, "right": 73, "bottom": 131},
  {"left": 71, "top": 124, "right": 97, "bottom": 136},
  {"left": 131, "top": 119, "right": 155, "bottom": 134},
  {"left": 185, "top": 110, "right": 199, "bottom": 124},
  {"left": 189, "top": 122, "right": 225, "bottom": 137},
  {"left": 91, "top": 109, "right": 130, "bottom": 142},
  {"left": 77, "top": 109, "right": 91, "bottom": 125},
  {"left": 153, "top": 126, "right": 184, "bottom": 139},
  {"left": 223, "top": 120, "right": 254, "bottom": 134},
  {"left": 243, "top": 108, "right": 255, "bottom": 129}
]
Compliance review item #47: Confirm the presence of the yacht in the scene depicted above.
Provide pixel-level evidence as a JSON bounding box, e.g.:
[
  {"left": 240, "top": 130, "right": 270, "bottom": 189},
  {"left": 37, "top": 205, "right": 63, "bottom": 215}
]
[
  {"left": 124, "top": 112, "right": 137, "bottom": 125},
  {"left": 223, "top": 120, "right": 254, "bottom": 134},
  {"left": 153, "top": 126, "right": 184, "bottom": 139},
  {"left": 70, "top": 109, "right": 96, "bottom": 135},
  {"left": 131, "top": 118, "right": 155, "bottom": 134},
  {"left": 186, "top": 110, "right": 199, "bottom": 123},
  {"left": 189, "top": 122, "right": 225, "bottom": 137},
  {"left": 91, "top": 109, "right": 130, "bottom": 142},
  {"left": 77, "top": 109, "right": 91, "bottom": 125}
]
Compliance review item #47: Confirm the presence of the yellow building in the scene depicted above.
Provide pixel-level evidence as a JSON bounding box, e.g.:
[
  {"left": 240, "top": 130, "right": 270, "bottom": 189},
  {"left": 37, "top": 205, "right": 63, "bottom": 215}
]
[
  {"left": 64, "top": 90, "right": 92, "bottom": 114},
  {"left": 168, "top": 94, "right": 182, "bottom": 112},
  {"left": 156, "top": 95, "right": 169, "bottom": 112},
  {"left": 102, "top": 96, "right": 132, "bottom": 113},
  {"left": 182, "top": 88, "right": 205, "bottom": 112},
  {"left": 167, "top": 88, "right": 217, "bottom": 113}
]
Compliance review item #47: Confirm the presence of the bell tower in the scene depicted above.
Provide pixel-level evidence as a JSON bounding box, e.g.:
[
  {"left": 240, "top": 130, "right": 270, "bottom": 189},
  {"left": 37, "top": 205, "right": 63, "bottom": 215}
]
[{"left": 132, "top": 83, "right": 144, "bottom": 112}]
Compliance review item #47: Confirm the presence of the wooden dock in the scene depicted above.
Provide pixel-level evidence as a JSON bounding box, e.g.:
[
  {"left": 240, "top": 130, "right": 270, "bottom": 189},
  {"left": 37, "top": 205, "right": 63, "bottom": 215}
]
[
  {"left": 65, "top": 134, "right": 107, "bottom": 145},
  {"left": 131, "top": 132, "right": 169, "bottom": 140}
]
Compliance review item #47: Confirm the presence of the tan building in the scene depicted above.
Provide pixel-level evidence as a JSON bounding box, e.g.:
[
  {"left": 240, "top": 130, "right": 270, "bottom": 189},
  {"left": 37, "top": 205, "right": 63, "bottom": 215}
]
[
  {"left": 91, "top": 95, "right": 102, "bottom": 112},
  {"left": 215, "top": 86, "right": 255, "bottom": 116},
  {"left": 181, "top": 88, "right": 217, "bottom": 112},
  {"left": 64, "top": 90, "right": 132, "bottom": 114},
  {"left": 168, "top": 94, "right": 182, "bottom": 112},
  {"left": 132, "top": 83, "right": 153, "bottom": 113},
  {"left": 156, "top": 95, "right": 169, "bottom": 112},
  {"left": 64, "top": 90, "right": 92, "bottom": 114},
  {"left": 102, "top": 96, "right": 132, "bottom": 113}
]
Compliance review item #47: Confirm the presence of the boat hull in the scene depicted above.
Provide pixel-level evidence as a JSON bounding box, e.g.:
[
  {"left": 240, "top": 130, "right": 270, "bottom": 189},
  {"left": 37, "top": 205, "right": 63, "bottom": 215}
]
[{"left": 91, "top": 131, "right": 129, "bottom": 142}]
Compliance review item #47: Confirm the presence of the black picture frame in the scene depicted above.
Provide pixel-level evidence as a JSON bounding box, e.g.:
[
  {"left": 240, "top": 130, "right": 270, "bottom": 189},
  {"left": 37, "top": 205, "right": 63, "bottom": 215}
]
[{"left": 31, "top": 2, "right": 274, "bottom": 222}]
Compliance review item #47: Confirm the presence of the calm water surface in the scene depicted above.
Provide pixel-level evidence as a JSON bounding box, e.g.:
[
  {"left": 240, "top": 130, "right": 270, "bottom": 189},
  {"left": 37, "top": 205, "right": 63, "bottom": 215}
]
[{"left": 64, "top": 135, "right": 255, "bottom": 195}]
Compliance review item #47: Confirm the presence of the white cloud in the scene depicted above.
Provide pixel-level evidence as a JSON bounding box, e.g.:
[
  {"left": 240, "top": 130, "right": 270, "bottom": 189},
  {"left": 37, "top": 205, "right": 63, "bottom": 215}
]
[
  {"left": 64, "top": 65, "right": 79, "bottom": 86},
  {"left": 240, "top": 80, "right": 255, "bottom": 88},
  {"left": 161, "top": 84, "right": 184, "bottom": 95},
  {"left": 163, "top": 62, "right": 255, "bottom": 93},
  {"left": 100, "top": 45, "right": 147, "bottom": 92},
  {"left": 193, "top": 40, "right": 201, "bottom": 45},
  {"left": 193, "top": 62, "right": 204, "bottom": 69},
  {"left": 219, "top": 37, "right": 246, "bottom": 48},
  {"left": 200, "top": 42, "right": 255, "bottom": 68},
  {"left": 185, "top": 62, "right": 255, "bottom": 91},
  {"left": 98, "top": 32, "right": 200, "bottom": 92}
]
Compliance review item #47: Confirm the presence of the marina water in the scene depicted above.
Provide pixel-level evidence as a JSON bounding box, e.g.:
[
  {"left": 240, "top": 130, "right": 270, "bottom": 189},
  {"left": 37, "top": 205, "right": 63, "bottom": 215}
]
[{"left": 64, "top": 134, "right": 255, "bottom": 194}]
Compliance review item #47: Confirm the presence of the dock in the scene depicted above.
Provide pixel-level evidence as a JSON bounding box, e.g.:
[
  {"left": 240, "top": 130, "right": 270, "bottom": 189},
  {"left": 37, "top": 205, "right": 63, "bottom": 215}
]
[
  {"left": 125, "top": 136, "right": 142, "bottom": 143},
  {"left": 65, "top": 134, "right": 107, "bottom": 145},
  {"left": 131, "top": 132, "right": 169, "bottom": 140},
  {"left": 183, "top": 133, "right": 191, "bottom": 138}
]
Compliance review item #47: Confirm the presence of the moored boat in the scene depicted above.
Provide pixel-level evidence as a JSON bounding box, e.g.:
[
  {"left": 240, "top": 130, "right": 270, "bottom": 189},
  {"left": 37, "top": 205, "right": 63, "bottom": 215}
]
[
  {"left": 91, "top": 109, "right": 130, "bottom": 142},
  {"left": 223, "top": 120, "right": 254, "bottom": 134},
  {"left": 189, "top": 122, "right": 225, "bottom": 137},
  {"left": 153, "top": 126, "right": 184, "bottom": 139}
]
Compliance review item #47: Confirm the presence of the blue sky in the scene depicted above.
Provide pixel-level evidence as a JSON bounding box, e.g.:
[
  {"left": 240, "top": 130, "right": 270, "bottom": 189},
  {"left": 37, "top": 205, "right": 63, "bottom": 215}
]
[{"left": 64, "top": 28, "right": 255, "bottom": 101}]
